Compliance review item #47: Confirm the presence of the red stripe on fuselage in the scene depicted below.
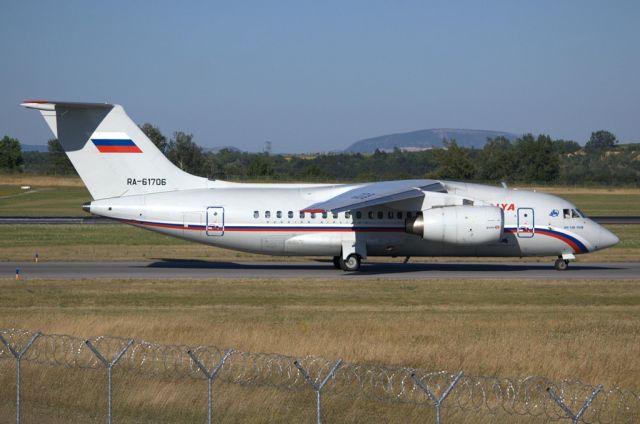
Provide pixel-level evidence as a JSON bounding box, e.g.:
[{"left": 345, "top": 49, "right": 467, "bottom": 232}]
[
  {"left": 535, "top": 229, "right": 581, "bottom": 253},
  {"left": 504, "top": 228, "right": 581, "bottom": 253},
  {"left": 121, "top": 219, "right": 403, "bottom": 233}
]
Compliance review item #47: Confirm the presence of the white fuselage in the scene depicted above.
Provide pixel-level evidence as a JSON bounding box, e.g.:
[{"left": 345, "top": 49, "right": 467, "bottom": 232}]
[{"left": 87, "top": 180, "right": 618, "bottom": 259}]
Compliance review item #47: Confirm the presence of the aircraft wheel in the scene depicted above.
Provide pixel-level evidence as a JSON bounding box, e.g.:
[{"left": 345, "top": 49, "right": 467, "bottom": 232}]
[
  {"left": 332, "top": 256, "right": 341, "bottom": 269},
  {"left": 554, "top": 258, "right": 569, "bottom": 271},
  {"left": 340, "top": 254, "right": 361, "bottom": 272}
]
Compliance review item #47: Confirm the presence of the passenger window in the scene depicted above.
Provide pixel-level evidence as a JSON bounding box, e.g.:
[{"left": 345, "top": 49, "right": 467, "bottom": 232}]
[
  {"left": 345, "top": 212, "right": 351, "bottom": 219},
  {"left": 332, "top": 212, "right": 338, "bottom": 219},
  {"left": 368, "top": 211, "right": 374, "bottom": 219},
  {"left": 288, "top": 211, "right": 293, "bottom": 218},
  {"left": 396, "top": 211, "right": 403, "bottom": 219},
  {"left": 356, "top": 211, "right": 362, "bottom": 219},
  {"left": 299, "top": 211, "right": 305, "bottom": 219},
  {"left": 388, "top": 211, "right": 394, "bottom": 219},
  {"left": 377, "top": 211, "right": 383, "bottom": 219},
  {"left": 322, "top": 212, "right": 327, "bottom": 219},
  {"left": 253, "top": 211, "right": 259, "bottom": 219},
  {"left": 407, "top": 211, "right": 413, "bottom": 218},
  {"left": 265, "top": 211, "right": 271, "bottom": 219},
  {"left": 563, "top": 209, "right": 570, "bottom": 219},
  {"left": 276, "top": 211, "right": 282, "bottom": 219},
  {"left": 311, "top": 213, "right": 316, "bottom": 219}
]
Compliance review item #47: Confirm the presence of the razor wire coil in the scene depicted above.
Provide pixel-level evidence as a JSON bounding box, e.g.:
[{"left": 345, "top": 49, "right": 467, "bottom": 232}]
[{"left": 1, "top": 328, "right": 638, "bottom": 423}]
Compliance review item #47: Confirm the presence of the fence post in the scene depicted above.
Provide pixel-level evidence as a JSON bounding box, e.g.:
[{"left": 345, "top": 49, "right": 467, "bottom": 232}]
[
  {"left": 411, "top": 371, "right": 463, "bottom": 424},
  {"left": 294, "top": 359, "right": 342, "bottom": 424},
  {"left": 187, "top": 348, "right": 234, "bottom": 424},
  {"left": 85, "top": 339, "right": 134, "bottom": 424},
  {"left": 546, "top": 384, "right": 603, "bottom": 424},
  {"left": 0, "top": 332, "right": 41, "bottom": 424}
]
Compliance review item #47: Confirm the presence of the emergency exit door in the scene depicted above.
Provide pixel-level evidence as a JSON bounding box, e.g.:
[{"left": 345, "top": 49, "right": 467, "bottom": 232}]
[
  {"left": 517, "top": 208, "right": 534, "bottom": 238},
  {"left": 206, "top": 207, "right": 224, "bottom": 236}
]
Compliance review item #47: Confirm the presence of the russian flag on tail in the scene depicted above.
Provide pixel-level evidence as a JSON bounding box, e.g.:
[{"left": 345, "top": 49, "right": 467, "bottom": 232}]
[{"left": 91, "top": 132, "right": 142, "bottom": 153}]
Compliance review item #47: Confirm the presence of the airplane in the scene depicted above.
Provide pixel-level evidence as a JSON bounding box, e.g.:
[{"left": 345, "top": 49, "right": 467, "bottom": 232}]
[{"left": 21, "top": 100, "right": 619, "bottom": 272}]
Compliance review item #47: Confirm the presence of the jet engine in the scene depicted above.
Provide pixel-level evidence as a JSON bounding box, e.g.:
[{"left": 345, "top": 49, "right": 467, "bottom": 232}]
[{"left": 405, "top": 205, "right": 503, "bottom": 245}]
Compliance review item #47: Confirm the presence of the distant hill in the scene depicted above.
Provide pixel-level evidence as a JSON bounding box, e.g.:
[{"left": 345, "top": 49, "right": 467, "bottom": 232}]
[
  {"left": 21, "top": 144, "right": 48, "bottom": 152},
  {"left": 345, "top": 128, "right": 520, "bottom": 153},
  {"left": 204, "top": 146, "right": 242, "bottom": 153}
]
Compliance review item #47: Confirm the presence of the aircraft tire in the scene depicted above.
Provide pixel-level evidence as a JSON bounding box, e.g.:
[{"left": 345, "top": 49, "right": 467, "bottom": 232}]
[
  {"left": 340, "top": 254, "right": 361, "bottom": 272},
  {"left": 554, "top": 258, "right": 569, "bottom": 271},
  {"left": 332, "top": 256, "right": 341, "bottom": 269}
]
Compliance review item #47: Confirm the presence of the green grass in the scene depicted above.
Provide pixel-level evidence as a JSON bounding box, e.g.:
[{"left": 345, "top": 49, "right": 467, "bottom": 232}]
[
  {"left": 559, "top": 193, "right": 640, "bottom": 216},
  {"left": 0, "top": 185, "right": 24, "bottom": 197},
  {"left": 0, "top": 224, "right": 188, "bottom": 247},
  {"left": 0, "top": 185, "right": 91, "bottom": 216}
]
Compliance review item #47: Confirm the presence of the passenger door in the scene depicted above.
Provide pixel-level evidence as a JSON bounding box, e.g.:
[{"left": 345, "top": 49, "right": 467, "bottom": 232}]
[
  {"left": 517, "top": 207, "right": 534, "bottom": 238},
  {"left": 206, "top": 207, "right": 224, "bottom": 236}
]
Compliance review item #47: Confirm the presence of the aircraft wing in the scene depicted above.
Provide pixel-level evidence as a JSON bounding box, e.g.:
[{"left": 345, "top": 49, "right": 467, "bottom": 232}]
[{"left": 302, "top": 179, "right": 445, "bottom": 213}]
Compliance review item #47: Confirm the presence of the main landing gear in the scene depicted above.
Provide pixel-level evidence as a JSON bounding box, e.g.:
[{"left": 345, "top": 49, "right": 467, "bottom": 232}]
[{"left": 333, "top": 254, "right": 362, "bottom": 272}]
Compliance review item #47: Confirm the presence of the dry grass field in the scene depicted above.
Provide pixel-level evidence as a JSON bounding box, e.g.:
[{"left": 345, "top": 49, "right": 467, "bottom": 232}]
[{"left": 1, "top": 277, "right": 639, "bottom": 423}]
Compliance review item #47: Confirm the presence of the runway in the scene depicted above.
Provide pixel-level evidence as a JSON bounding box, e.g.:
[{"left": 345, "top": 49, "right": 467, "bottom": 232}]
[{"left": 3, "top": 260, "right": 639, "bottom": 280}]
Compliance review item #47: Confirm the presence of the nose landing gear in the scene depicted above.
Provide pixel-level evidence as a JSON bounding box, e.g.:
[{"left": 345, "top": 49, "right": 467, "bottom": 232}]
[
  {"left": 554, "top": 253, "right": 576, "bottom": 271},
  {"left": 554, "top": 258, "right": 569, "bottom": 271}
]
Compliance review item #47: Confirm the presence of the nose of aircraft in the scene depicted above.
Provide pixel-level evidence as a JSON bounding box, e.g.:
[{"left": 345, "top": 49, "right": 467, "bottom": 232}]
[{"left": 598, "top": 226, "right": 620, "bottom": 250}]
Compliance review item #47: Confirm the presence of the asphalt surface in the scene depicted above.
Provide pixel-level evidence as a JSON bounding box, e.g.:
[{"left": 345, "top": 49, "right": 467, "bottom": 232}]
[{"left": 3, "top": 260, "right": 639, "bottom": 280}]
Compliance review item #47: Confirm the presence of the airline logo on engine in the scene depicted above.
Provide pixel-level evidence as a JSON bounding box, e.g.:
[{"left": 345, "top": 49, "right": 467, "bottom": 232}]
[{"left": 496, "top": 203, "right": 516, "bottom": 211}]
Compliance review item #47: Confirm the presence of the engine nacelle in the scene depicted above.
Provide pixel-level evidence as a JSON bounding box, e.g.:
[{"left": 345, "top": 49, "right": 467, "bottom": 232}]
[{"left": 405, "top": 205, "right": 504, "bottom": 245}]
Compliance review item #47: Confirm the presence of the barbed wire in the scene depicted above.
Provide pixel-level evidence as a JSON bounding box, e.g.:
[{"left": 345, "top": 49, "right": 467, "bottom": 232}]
[{"left": 1, "top": 328, "right": 638, "bottom": 423}]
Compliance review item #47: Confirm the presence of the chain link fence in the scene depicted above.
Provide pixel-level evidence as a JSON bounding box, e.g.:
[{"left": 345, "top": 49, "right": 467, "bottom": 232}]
[{"left": 1, "top": 328, "right": 639, "bottom": 423}]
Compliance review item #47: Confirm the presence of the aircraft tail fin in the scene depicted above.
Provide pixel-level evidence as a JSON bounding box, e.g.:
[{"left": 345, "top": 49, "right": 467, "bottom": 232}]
[{"left": 21, "top": 100, "right": 208, "bottom": 200}]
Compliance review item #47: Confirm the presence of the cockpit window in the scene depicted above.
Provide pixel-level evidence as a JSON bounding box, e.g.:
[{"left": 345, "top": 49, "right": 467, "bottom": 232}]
[
  {"left": 577, "top": 208, "right": 587, "bottom": 218},
  {"left": 563, "top": 209, "right": 570, "bottom": 219},
  {"left": 571, "top": 209, "right": 581, "bottom": 218}
]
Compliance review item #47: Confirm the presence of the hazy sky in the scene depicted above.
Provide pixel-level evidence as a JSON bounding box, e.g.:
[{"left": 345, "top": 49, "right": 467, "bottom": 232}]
[{"left": 1, "top": 1, "right": 638, "bottom": 153}]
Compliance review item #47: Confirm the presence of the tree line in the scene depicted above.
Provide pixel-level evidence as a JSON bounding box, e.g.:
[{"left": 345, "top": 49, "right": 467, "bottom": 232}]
[{"left": 1, "top": 128, "right": 638, "bottom": 185}]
